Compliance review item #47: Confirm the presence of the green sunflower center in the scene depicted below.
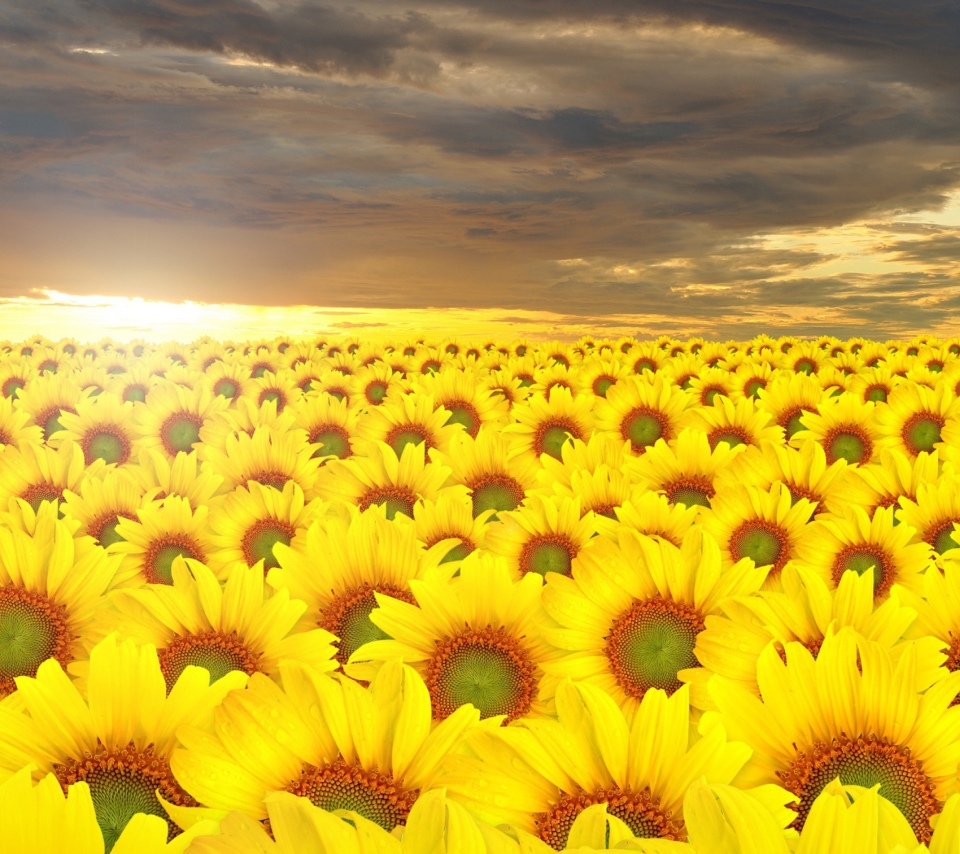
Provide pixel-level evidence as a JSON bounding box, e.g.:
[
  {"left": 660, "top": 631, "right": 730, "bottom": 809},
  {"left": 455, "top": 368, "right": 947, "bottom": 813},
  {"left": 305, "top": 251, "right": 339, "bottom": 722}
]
[
  {"left": 214, "top": 379, "right": 238, "bottom": 399},
  {"left": 290, "top": 761, "right": 418, "bottom": 832},
  {"left": 834, "top": 547, "right": 890, "bottom": 596},
  {"left": 606, "top": 598, "right": 703, "bottom": 699},
  {"left": 709, "top": 429, "right": 747, "bottom": 450},
  {"left": 826, "top": 429, "right": 870, "bottom": 464},
  {"left": 795, "top": 358, "right": 816, "bottom": 374},
  {"left": 439, "top": 540, "right": 474, "bottom": 564},
  {"left": 731, "top": 521, "right": 785, "bottom": 570},
  {"left": 85, "top": 429, "right": 130, "bottom": 465},
  {"left": 122, "top": 385, "right": 147, "bottom": 403},
  {"left": 904, "top": 415, "right": 943, "bottom": 454},
  {"left": 145, "top": 537, "right": 204, "bottom": 585},
  {"left": 41, "top": 408, "right": 68, "bottom": 441},
  {"left": 622, "top": 409, "right": 665, "bottom": 451},
  {"left": 54, "top": 743, "right": 195, "bottom": 854},
  {"left": 359, "top": 487, "right": 416, "bottom": 521},
  {"left": 321, "top": 585, "right": 415, "bottom": 667},
  {"left": 538, "top": 423, "right": 576, "bottom": 460},
  {"left": 387, "top": 427, "right": 429, "bottom": 456},
  {"left": 780, "top": 735, "right": 939, "bottom": 843},
  {"left": 241, "top": 520, "right": 294, "bottom": 570},
  {"left": 931, "top": 523, "right": 959, "bottom": 555},
  {"left": 521, "top": 538, "right": 574, "bottom": 578},
  {"left": 158, "top": 631, "right": 259, "bottom": 692},
  {"left": 744, "top": 380, "right": 765, "bottom": 398},
  {"left": 2, "top": 378, "right": 24, "bottom": 398},
  {"left": 470, "top": 475, "right": 525, "bottom": 519},
  {"left": 93, "top": 515, "right": 127, "bottom": 548},
  {"left": 784, "top": 410, "right": 806, "bottom": 438},
  {"left": 445, "top": 402, "right": 481, "bottom": 436},
  {"left": 427, "top": 628, "right": 536, "bottom": 721},
  {"left": 865, "top": 386, "right": 888, "bottom": 403},
  {"left": 20, "top": 483, "right": 63, "bottom": 513},
  {"left": 593, "top": 377, "right": 615, "bottom": 397},
  {"left": 365, "top": 381, "right": 389, "bottom": 403},
  {"left": 0, "top": 587, "right": 71, "bottom": 696},
  {"left": 665, "top": 478, "right": 714, "bottom": 509},
  {"left": 160, "top": 413, "right": 202, "bottom": 454},
  {"left": 311, "top": 426, "right": 351, "bottom": 460}
]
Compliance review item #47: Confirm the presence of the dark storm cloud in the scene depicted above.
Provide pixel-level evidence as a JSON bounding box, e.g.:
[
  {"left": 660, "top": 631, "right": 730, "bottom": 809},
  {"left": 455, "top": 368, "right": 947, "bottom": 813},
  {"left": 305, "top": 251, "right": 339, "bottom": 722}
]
[{"left": 0, "top": 0, "right": 959, "bottom": 334}]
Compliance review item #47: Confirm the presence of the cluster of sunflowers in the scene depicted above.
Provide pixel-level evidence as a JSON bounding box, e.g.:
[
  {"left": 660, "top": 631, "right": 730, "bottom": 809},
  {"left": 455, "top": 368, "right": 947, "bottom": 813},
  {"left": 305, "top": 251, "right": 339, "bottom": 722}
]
[{"left": 6, "top": 332, "right": 960, "bottom": 853}]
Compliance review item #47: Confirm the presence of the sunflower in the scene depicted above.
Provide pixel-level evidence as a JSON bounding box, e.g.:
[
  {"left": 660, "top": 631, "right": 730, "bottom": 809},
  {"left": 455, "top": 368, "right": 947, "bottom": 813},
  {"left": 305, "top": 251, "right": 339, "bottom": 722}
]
[
  {"left": 350, "top": 362, "right": 406, "bottom": 408},
  {"left": 207, "top": 481, "right": 324, "bottom": 576},
  {"left": 412, "top": 367, "right": 511, "bottom": 438},
  {"left": 701, "top": 481, "right": 816, "bottom": 589},
  {"left": 576, "top": 354, "right": 631, "bottom": 399},
  {"left": 408, "top": 344, "right": 451, "bottom": 377},
  {"left": 662, "top": 353, "right": 705, "bottom": 391},
  {"left": 287, "top": 394, "right": 357, "bottom": 467},
  {"left": 755, "top": 372, "right": 825, "bottom": 440},
  {"left": 201, "top": 360, "right": 254, "bottom": 403},
  {"left": 615, "top": 490, "right": 701, "bottom": 547},
  {"left": 171, "top": 659, "right": 479, "bottom": 830},
  {"left": 189, "top": 340, "right": 228, "bottom": 373},
  {"left": 625, "top": 341, "right": 667, "bottom": 375},
  {"left": 593, "top": 376, "right": 690, "bottom": 457},
  {"left": 0, "top": 634, "right": 245, "bottom": 851},
  {"left": 444, "top": 679, "right": 749, "bottom": 850},
  {"left": 133, "top": 382, "right": 228, "bottom": 459},
  {"left": 51, "top": 393, "right": 140, "bottom": 468},
  {"left": 315, "top": 440, "right": 462, "bottom": 520},
  {"left": 61, "top": 467, "right": 154, "bottom": 548},
  {"left": 0, "top": 766, "right": 219, "bottom": 854},
  {"left": 73, "top": 362, "right": 112, "bottom": 399},
  {"left": 784, "top": 341, "right": 825, "bottom": 375},
  {"left": 135, "top": 448, "right": 224, "bottom": 512},
  {"left": 834, "top": 448, "right": 939, "bottom": 521},
  {"left": 0, "top": 509, "right": 120, "bottom": 698},
  {"left": 529, "top": 363, "right": 577, "bottom": 398},
  {"left": 628, "top": 427, "right": 744, "bottom": 510},
  {"left": 731, "top": 361, "right": 776, "bottom": 401},
  {"left": 708, "top": 629, "right": 960, "bottom": 843},
  {"left": 695, "top": 563, "right": 937, "bottom": 708},
  {"left": 0, "top": 359, "right": 34, "bottom": 401},
  {"left": 897, "top": 473, "right": 960, "bottom": 557},
  {"left": 242, "top": 347, "right": 281, "bottom": 379},
  {"left": 268, "top": 507, "right": 456, "bottom": 668},
  {"left": 539, "top": 527, "right": 766, "bottom": 717},
  {"left": 484, "top": 494, "right": 598, "bottom": 580},
  {"left": 481, "top": 367, "right": 529, "bottom": 411},
  {"left": 348, "top": 551, "right": 559, "bottom": 722},
  {"left": 93, "top": 557, "right": 337, "bottom": 692},
  {"left": 111, "top": 496, "right": 213, "bottom": 586},
  {"left": 107, "top": 363, "right": 159, "bottom": 405},
  {"left": 794, "top": 504, "right": 932, "bottom": 601},
  {"left": 714, "top": 438, "right": 854, "bottom": 518},
  {"left": 412, "top": 493, "right": 492, "bottom": 565},
  {"left": 504, "top": 386, "right": 595, "bottom": 466},
  {"left": 789, "top": 395, "right": 881, "bottom": 466},
  {"left": 875, "top": 383, "right": 960, "bottom": 459},
  {"left": 15, "top": 373, "right": 90, "bottom": 442},
  {"left": 0, "top": 439, "right": 88, "bottom": 513},
  {"left": 0, "top": 393, "right": 43, "bottom": 448},
  {"left": 355, "top": 391, "right": 461, "bottom": 458},
  {"left": 242, "top": 371, "right": 303, "bottom": 416},
  {"left": 204, "top": 426, "right": 322, "bottom": 498},
  {"left": 198, "top": 397, "right": 299, "bottom": 457},
  {"left": 680, "top": 395, "right": 784, "bottom": 452}
]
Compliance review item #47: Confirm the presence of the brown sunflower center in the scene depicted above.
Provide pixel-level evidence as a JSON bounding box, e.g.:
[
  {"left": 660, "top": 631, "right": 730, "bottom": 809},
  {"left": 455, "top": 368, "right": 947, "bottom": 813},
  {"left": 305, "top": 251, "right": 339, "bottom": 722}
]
[
  {"left": 926, "top": 520, "right": 960, "bottom": 555},
  {"left": 0, "top": 586, "right": 73, "bottom": 697},
  {"left": 20, "top": 482, "right": 64, "bottom": 512},
  {"left": 778, "top": 734, "right": 939, "bottom": 842},
  {"left": 240, "top": 518, "right": 295, "bottom": 571},
  {"left": 157, "top": 630, "right": 261, "bottom": 692},
  {"left": 663, "top": 476, "right": 714, "bottom": 509},
  {"left": 143, "top": 535, "right": 205, "bottom": 584},
  {"left": 536, "top": 786, "right": 684, "bottom": 851},
  {"left": 54, "top": 741, "right": 196, "bottom": 854},
  {"left": 426, "top": 627, "right": 536, "bottom": 722},
  {"left": 159, "top": 412, "right": 203, "bottom": 455},
  {"left": 319, "top": 584, "right": 417, "bottom": 667},
  {"left": 832, "top": 544, "right": 893, "bottom": 598},
  {"left": 606, "top": 598, "right": 704, "bottom": 700},
  {"left": 248, "top": 470, "right": 291, "bottom": 491},
  {"left": 358, "top": 486, "right": 417, "bottom": 520},
  {"left": 519, "top": 535, "right": 576, "bottom": 578},
  {"left": 729, "top": 520, "right": 789, "bottom": 575},
  {"left": 289, "top": 760, "right": 419, "bottom": 831}
]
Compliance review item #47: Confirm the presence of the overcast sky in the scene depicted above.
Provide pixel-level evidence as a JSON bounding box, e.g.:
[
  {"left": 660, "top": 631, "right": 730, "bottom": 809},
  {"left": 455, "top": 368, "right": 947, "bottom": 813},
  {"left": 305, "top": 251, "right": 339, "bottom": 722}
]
[{"left": 2, "top": 0, "right": 959, "bottom": 338}]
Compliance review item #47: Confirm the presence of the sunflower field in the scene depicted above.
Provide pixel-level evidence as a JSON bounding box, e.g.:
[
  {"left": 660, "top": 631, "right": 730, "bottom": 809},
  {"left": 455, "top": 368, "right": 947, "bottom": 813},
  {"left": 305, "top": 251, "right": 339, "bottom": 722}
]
[{"left": 5, "top": 332, "right": 960, "bottom": 853}]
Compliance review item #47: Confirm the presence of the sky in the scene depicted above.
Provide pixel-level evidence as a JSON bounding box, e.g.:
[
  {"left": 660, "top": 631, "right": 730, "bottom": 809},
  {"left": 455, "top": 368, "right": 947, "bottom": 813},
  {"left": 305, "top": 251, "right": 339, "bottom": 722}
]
[{"left": 1, "top": 0, "right": 959, "bottom": 341}]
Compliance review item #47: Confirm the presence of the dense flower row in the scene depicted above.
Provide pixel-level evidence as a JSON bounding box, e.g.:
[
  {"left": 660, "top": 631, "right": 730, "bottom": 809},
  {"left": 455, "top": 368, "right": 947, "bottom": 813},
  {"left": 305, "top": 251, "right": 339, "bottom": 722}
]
[{"left": 3, "top": 332, "right": 960, "bottom": 853}]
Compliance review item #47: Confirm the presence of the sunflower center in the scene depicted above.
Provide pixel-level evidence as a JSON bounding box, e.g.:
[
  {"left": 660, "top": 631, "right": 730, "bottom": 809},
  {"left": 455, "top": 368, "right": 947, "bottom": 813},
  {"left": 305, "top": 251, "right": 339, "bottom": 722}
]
[
  {"left": 365, "top": 381, "right": 389, "bottom": 404},
  {"left": 593, "top": 376, "right": 615, "bottom": 397},
  {"left": 90, "top": 513, "right": 131, "bottom": 548},
  {"left": 241, "top": 519, "right": 295, "bottom": 571},
  {"left": 249, "top": 470, "right": 290, "bottom": 491},
  {"left": 621, "top": 408, "right": 666, "bottom": 452},
  {"left": 520, "top": 536, "right": 574, "bottom": 578},
  {"left": 730, "top": 521, "right": 786, "bottom": 572},
  {"left": 708, "top": 428, "right": 748, "bottom": 450},
  {"left": 778, "top": 735, "right": 939, "bottom": 842},
  {"left": 445, "top": 401, "right": 481, "bottom": 437},
  {"left": 160, "top": 413, "right": 203, "bottom": 455},
  {"left": 0, "top": 586, "right": 72, "bottom": 697},
  {"left": 289, "top": 760, "right": 418, "bottom": 831},
  {"left": 358, "top": 486, "right": 417, "bottom": 521},
  {"left": 157, "top": 630, "right": 261, "bottom": 692},
  {"left": 54, "top": 742, "right": 196, "bottom": 853},
  {"left": 469, "top": 474, "right": 525, "bottom": 519},
  {"left": 144, "top": 536, "right": 205, "bottom": 585},
  {"left": 122, "top": 385, "right": 148, "bottom": 403},
  {"left": 605, "top": 598, "right": 703, "bottom": 700},
  {"left": 928, "top": 522, "right": 959, "bottom": 555},
  {"left": 794, "top": 358, "right": 816, "bottom": 374},
  {"left": 20, "top": 482, "right": 63, "bottom": 512},
  {"left": 213, "top": 379, "right": 238, "bottom": 399},
  {"left": 664, "top": 477, "right": 714, "bottom": 509},
  {"left": 865, "top": 385, "right": 888, "bottom": 403},
  {"left": 1, "top": 378, "right": 24, "bottom": 398},
  {"left": 535, "top": 421, "right": 579, "bottom": 460},
  {"left": 311, "top": 426, "right": 351, "bottom": 460},
  {"left": 781, "top": 409, "right": 806, "bottom": 438},
  {"left": 903, "top": 414, "right": 944, "bottom": 454},
  {"left": 824, "top": 427, "right": 871, "bottom": 465},
  {"left": 83, "top": 427, "right": 132, "bottom": 466},
  {"left": 39, "top": 406, "right": 72, "bottom": 441},
  {"left": 833, "top": 546, "right": 891, "bottom": 598},
  {"left": 537, "top": 786, "right": 684, "bottom": 851},
  {"left": 319, "top": 584, "right": 416, "bottom": 667},
  {"left": 744, "top": 379, "right": 766, "bottom": 398},
  {"left": 259, "top": 389, "right": 286, "bottom": 411},
  {"left": 634, "top": 358, "right": 657, "bottom": 374},
  {"left": 702, "top": 387, "right": 725, "bottom": 405},
  {"left": 437, "top": 539, "right": 474, "bottom": 564},
  {"left": 386, "top": 426, "right": 430, "bottom": 456},
  {"left": 426, "top": 627, "right": 536, "bottom": 722}
]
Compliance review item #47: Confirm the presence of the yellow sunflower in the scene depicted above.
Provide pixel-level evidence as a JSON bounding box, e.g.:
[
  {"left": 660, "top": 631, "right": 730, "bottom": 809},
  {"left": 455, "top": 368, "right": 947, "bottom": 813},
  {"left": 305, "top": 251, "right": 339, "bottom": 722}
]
[
  {"left": 412, "top": 367, "right": 511, "bottom": 438},
  {"left": 355, "top": 392, "right": 460, "bottom": 457},
  {"left": 348, "top": 551, "right": 559, "bottom": 722},
  {"left": 15, "top": 373, "right": 90, "bottom": 442},
  {"left": 444, "top": 679, "right": 749, "bottom": 850},
  {"left": 111, "top": 496, "right": 213, "bottom": 586},
  {"left": 412, "top": 493, "right": 492, "bottom": 565},
  {"left": 701, "top": 482, "right": 816, "bottom": 589},
  {"left": 529, "top": 363, "right": 577, "bottom": 398},
  {"left": 242, "top": 371, "right": 303, "bottom": 416},
  {"left": 133, "top": 381, "right": 228, "bottom": 459},
  {"left": 504, "top": 386, "right": 595, "bottom": 466},
  {"left": 316, "top": 440, "right": 462, "bottom": 520},
  {"left": 51, "top": 393, "right": 140, "bottom": 468},
  {"left": 0, "top": 439, "right": 88, "bottom": 513},
  {"left": 0, "top": 634, "right": 245, "bottom": 850},
  {"left": 0, "top": 359, "right": 34, "bottom": 401},
  {"left": 539, "top": 527, "right": 766, "bottom": 717},
  {"left": 731, "top": 361, "right": 776, "bottom": 401},
  {"left": 207, "top": 480, "right": 326, "bottom": 576},
  {"left": 755, "top": 372, "right": 825, "bottom": 440},
  {"left": 0, "top": 394, "right": 43, "bottom": 448},
  {"left": 845, "top": 365, "right": 901, "bottom": 405},
  {"left": 662, "top": 353, "right": 705, "bottom": 391},
  {"left": 61, "top": 467, "right": 154, "bottom": 548},
  {"left": 789, "top": 394, "right": 881, "bottom": 466},
  {"left": 268, "top": 507, "right": 456, "bottom": 668},
  {"left": 107, "top": 363, "right": 160, "bottom": 405},
  {"left": 680, "top": 395, "right": 784, "bottom": 453},
  {"left": 350, "top": 361, "right": 407, "bottom": 407},
  {"left": 836, "top": 448, "right": 939, "bottom": 520},
  {"left": 291, "top": 392, "right": 358, "bottom": 463},
  {"left": 687, "top": 366, "right": 736, "bottom": 407},
  {"left": 171, "top": 660, "right": 480, "bottom": 829},
  {"left": 481, "top": 366, "right": 530, "bottom": 411},
  {"left": 615, "top": 490, "right": 701, "bottom": 548},
  {"left": 594, "top": 376, "right": 690, "bottom": 456},
  {"left": 875, "top": 383, "right": 959, "bottom": 460},
  {"left": 135, "top": 448, "right": 224, "bottom": 512},
  {"left": 483, "top": 494, "right": 598, "bottom": 580},
  {"left": 625, "top": 341, "right": 668, "bottom": 375},
  {"left": 897, "top": 473, "right": 960, "bottom": 557},
  {"left": 576, "top": 354, "right": 631, "bottom": 399},
  {"left": 92, "top": 557, "right": 337, "bottom": 691},
  {"left": 198, "top": 396, "right": 298, "bottom": 457},
  {"left": 203, "top": 426, "right": 322, "bottom": 497},
  {"left": 708, "top": 628, "right": 960, "bottom": 843},
  {"left": 201, "top": 361, "right": 254, "bottom": 404}
]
